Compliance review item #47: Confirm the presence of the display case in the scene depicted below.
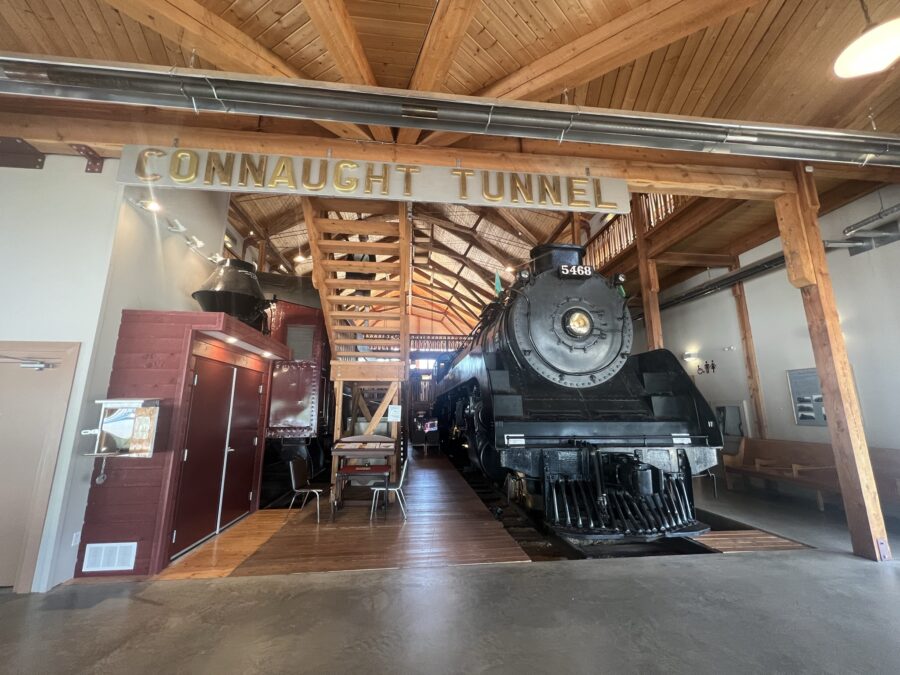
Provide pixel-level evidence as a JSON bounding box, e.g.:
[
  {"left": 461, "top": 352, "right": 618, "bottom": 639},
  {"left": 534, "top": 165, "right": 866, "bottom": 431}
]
[{"left": 84, "top": 399, "right": 161, "bottom": 458}]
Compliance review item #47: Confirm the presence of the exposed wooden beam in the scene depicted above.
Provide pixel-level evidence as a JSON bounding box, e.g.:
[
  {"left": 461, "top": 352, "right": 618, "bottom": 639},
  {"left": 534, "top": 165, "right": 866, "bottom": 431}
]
[
  {"left": 422, "top": 0, "right": 759, "bottom": 147},
  {"left": 99, "top": 0, "right": 370, "bottom": 141},
  {"left": 425, "top": 259, "right": 494, "bottom": 304},
  {"left": 728, "top": 181, "right": 884, "bottom": 257},
  {"left": 396, "top": 0, "right": 481, "bottom": 145},
  {"left": 414, "top": 269, "right": 485, "bottom": 317},
  {"left": 730, "top": 260, "right": 768, "bottom": 440},
  {"left": 413, "top": 209, "right": 526, "bottom": 268},
  {"left": 633, "top": 194, "right": 663, "bottom": 350},
  {"left": 363, "top": 381, "right": 400, "bottom": 435},
  {"left": 545, "top": 214, "right": 573, "bottom": 244},
  {"left": 0, "top": 112, "right": 798, "bottom": 199},
  {"left": 411, "top": 274, "right": 482, "bottom": 323},
  {"left": 653, "top": 251, "right": 735, "bottom": 267},
  {"left": 229, "top": 200, "right": 294, "bottom": 273},
  {"left": 781, "top": 164, "right": 890, "bottom": 561},
  {"left": 465, "top": 206, "right": 540, "bottom": 247},
  {"left": 302, "top": 0, "right": 393, "bottom": 143}
]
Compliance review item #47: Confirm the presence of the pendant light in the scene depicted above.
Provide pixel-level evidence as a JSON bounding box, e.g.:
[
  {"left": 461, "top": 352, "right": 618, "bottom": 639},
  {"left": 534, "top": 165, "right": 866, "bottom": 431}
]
[{"left": 834, "top": 0, "right": 900, "bottom": 78}]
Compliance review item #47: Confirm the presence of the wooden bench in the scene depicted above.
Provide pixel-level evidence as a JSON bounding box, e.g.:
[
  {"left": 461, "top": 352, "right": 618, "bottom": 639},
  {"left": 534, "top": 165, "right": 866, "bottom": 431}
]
[{"left": 724, "top": 438, "right": 900, "bottom": 511}]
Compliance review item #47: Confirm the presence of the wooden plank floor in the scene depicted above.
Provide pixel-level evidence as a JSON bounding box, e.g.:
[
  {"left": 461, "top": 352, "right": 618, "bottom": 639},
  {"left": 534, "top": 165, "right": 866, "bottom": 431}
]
[
  {"left": 690, "top": 529, "right": 808, "bottom": 554},
  {"left": 156, "top": 452, "right": 529, "bottom": 580}
]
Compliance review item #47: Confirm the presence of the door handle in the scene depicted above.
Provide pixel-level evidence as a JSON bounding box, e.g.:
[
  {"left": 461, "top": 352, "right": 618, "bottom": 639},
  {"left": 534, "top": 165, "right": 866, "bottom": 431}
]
[{"left": 227, "top": 447, "right": 236, "bottom": 453}]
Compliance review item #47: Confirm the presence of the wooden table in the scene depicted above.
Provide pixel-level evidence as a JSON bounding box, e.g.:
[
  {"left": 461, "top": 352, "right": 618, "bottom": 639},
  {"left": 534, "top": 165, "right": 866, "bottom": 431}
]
[
  {"left": 332, "top": 465, "right": 391, "bottom": 520},
  {"left": 330, "top": 441, "right": 396, "bottom": 509}
]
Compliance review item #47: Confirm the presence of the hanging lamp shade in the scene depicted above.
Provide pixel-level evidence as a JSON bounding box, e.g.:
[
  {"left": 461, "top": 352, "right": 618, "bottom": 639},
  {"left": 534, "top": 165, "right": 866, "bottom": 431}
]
[{"left": 834, "top": 1, "right": 900, "bottom": 79}]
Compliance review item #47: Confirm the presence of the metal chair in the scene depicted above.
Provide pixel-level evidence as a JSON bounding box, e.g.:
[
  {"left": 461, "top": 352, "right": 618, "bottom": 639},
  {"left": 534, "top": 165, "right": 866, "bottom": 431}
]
[
  {"left": 370, "top": 458, "right": 409, "bottom": 520},
  {"left": 287, "top": 458, "right": 323, "bottom": 523}
]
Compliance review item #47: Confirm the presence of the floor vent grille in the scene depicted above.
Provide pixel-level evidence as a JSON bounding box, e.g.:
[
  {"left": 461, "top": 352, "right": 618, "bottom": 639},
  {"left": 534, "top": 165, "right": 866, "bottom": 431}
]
[{"left": 82, "top": 542, "right": 137, "bottom": 572}]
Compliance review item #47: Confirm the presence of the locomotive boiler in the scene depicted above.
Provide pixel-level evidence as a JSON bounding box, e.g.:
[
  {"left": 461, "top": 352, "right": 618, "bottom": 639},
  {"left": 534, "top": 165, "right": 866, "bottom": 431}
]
[{"left": 432, "top": 244, "right": 722, "bottom": 541}]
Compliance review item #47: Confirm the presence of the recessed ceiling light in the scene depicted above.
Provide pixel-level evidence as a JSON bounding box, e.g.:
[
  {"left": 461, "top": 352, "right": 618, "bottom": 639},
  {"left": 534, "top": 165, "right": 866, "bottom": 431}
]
[
  {"left": 226, "top": 336, "right": 238, "bottom": 344},
  {"left": 834, "top": 4, "right": 900, "bottom": 78},
  {"left": 262, "top": 351, "right": 272, "bottom": 358},
  {"left": 293, "top": 254, "right": 306, "bottom": 262}
]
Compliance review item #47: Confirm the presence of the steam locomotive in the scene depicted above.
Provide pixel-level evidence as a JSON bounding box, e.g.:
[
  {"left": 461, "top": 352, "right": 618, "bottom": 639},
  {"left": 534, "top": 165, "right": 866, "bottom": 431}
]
[{"left": 432, "top": 244, "right": 722, "bottom": 541}]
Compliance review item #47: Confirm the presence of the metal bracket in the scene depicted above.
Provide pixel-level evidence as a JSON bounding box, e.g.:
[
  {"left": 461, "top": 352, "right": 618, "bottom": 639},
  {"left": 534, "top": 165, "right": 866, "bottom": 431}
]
[
  {"left": 69, "top": 144, "right": 104, "bottom": 173},
  {"left": 0, "top": 137, "right": 45, "bottom": 169}
]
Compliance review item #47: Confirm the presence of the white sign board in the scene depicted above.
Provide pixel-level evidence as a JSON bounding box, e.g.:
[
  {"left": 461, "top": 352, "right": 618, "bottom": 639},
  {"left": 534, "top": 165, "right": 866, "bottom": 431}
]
[
  {"left": 386, "top": 405, "right": 402, "bottom": 423},
  {"left": 118, "top": 146, "right": 630, "bottom": 214}
]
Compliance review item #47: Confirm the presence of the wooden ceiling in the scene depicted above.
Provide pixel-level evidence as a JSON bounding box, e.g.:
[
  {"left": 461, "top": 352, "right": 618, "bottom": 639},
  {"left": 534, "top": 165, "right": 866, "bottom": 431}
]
[{"left": 0, "top": 0, "right": 898, "bottom": 332}]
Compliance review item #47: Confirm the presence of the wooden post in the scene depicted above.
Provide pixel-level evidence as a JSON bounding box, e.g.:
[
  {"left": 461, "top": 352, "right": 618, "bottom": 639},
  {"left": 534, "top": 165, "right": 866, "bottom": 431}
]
[
  {"left": 333, "top": 379, "right": 344, "bottom": 441},
  {"left": 775, "top": 164, "right": 890, "bottom": 561},
  {"left": 632, "top": 194, "right": 663, "bottom": 350},
  {"left": 730, "top": 261, "right": 769, "bottom": 439}
]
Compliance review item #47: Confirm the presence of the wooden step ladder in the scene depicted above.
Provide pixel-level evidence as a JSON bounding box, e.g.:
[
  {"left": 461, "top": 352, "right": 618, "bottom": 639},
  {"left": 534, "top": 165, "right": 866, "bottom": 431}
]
[{"left": 302, "top": 197, "right": 411, "bottom": 446}]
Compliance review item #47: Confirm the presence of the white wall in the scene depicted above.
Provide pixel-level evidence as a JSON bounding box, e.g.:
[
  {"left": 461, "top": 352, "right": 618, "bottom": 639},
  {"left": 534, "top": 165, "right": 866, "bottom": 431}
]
[
  {"left": 46, "top": 186, "right": 229, "bottom": 590},
  {"left": 0, "top": 156, "right": 122, "bottom": 592},
  {"left": 0, "top": 157, "right": 230, "bottom": 591},
  {"left": 654, "top": 185, "right": 900, "bottom": 450}
]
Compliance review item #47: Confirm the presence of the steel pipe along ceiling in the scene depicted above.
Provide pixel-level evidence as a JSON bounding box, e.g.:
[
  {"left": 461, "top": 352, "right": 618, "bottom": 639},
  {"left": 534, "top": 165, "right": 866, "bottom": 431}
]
[{"left": 1, "top": 52, "right": 899, "bottom": 167}]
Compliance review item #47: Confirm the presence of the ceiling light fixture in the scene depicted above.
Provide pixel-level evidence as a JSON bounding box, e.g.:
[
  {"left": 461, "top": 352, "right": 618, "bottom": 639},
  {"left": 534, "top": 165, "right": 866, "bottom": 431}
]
[
  {"left": 505, "top": 266, "right": 514, "bottom": 273},
  {"left": 166, "top": 218, "right": 186, "bottom": 233},
  {"left": 185, "top": 235, "right": 204, "bottom": 249},
  {"left": 262, "top": 351, "right": 273, "bottom": 358},
  {"left": 293, "top": 254, "right": 306, "bottom": 262},
  {"left": 209, "top": 253, "right": 225, "bottom": 263},
  {"left": 834, "top": 1, "right": 900, "bottom": 78},
  {"left": 226, "top": 337, "right": 238, "bottom": 344}
]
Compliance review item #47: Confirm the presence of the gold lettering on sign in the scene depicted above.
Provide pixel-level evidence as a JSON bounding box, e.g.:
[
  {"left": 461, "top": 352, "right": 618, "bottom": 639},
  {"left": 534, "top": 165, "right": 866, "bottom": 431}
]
[
  {"left": 538, "top": 175, "right": 562, "bottom": 206},
  {"left": 238, "top": 155, "right": 268, "bottom": 188},
  {"left": 135, "top": 148, "right": 165, "bottom": 182},
  {"left": 481, "top": 171, "right": 504, "bottom": 202},
  {"left": 510, "top": 173, "right": 534, "bottom": 204},
  {"left": 592, "top": 178, "right": 617, "bottom": 209},
  {"left": 169, "top": 149, "right": 199, "bottom": 183},
  {"left": 566, "top": 177, "right": 590, "bottom": 208},
  {"left": 301, "top": 158, "right": 328, "bottom": 191},
  {"left": 451, "top": 168, "right": 475, "bottom": 200},
  {"left": 395, "top": 165, "right": 420, "bottom": 196},
  {"left": 334, "top": 160, "right": 359, "bottom": 192},
  {"left": 268, "top": 156, "right": 297, "bottom": 189},
  {"left": 364, "top": 163, "right": 391, "bottom": 196},
  {"left": 203, "top": 152, "right": 235, "bottom": 186}
]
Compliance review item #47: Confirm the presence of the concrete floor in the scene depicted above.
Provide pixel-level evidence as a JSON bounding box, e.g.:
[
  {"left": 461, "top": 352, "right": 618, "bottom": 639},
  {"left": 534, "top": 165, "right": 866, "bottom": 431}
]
[
  {"left": 2, "top": 549, "right": 900, "bottom": 674},
  {"left": 694, "top": 475, "right": 900, "bottom": 553}
]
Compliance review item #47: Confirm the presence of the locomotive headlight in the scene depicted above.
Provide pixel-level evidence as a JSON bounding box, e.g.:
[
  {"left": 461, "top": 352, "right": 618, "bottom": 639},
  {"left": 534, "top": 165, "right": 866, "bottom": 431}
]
[{"left": 563, "top": 308, "right": 593, "bottom": 338}]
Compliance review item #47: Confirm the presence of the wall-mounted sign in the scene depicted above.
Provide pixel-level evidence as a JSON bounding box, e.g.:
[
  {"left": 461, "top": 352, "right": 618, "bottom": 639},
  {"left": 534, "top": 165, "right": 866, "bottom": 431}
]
[
  {"left": 786, "top": 368, "right": 827, "bottom": 427},
  {"left": 118, "top": 146, "right": 630, "bottom": 214},
  {"left": 386, "top": 405, "right": 402, "bottom": 423}
]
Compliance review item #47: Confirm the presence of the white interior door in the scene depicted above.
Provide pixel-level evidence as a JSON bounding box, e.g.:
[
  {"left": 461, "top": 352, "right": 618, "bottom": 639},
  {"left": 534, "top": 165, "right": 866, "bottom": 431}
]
[{"left": 0, "top": 342, "right": 79, "bottom": 591}]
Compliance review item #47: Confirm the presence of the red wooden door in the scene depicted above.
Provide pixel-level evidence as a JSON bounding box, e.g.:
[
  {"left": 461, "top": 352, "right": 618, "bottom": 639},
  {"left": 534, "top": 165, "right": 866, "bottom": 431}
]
[
  {"left": 170, "top": 357, "right": 234, "bottom": 557},
  {"left": 219, "top": 367, "right": 263, "bottom": 528}
]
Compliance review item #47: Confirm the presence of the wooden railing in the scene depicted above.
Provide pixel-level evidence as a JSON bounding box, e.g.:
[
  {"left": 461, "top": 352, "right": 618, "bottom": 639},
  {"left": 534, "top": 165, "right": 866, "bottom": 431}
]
[
  {"left": 410, "top": 334, "right": 473, "bottom": 353},
  {"left": 585, "top": 193, "right": 695, "bottom": 269}
]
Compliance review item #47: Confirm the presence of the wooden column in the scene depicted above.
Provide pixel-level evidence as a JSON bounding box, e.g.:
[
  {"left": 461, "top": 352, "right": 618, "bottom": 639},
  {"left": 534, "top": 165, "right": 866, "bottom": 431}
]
[
  {"left": 730, "top": 261, "right": 768, "bottom": 439},
  {"left": 632, "top": 194, "right": 664, "bottom": 350},
  {"left": 775, "top": 164, "right": 890, "bottom": 561},
  {"left": 332, "top": 380, "right": 344, "bottom": 441}
]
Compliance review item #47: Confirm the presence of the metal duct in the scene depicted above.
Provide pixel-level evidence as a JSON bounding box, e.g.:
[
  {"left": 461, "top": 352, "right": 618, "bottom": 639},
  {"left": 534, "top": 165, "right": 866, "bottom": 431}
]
[{"left": 1, "top": 53, "right": 899, "bottom": 167}]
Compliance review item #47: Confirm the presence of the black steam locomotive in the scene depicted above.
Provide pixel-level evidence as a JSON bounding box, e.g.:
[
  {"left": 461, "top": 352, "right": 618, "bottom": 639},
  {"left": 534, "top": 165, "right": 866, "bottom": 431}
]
[{"left": 432, "top": 244, "right": 721, "bottom": 542}]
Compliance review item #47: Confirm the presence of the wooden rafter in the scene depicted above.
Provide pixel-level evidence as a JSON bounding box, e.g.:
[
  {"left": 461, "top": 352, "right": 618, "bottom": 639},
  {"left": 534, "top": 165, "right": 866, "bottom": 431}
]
[
  {"left": 413, "top": 208, "right": 526, "bottom": 269},
  {"left": 302, "top": 0, "right": 393, "bottom": 143},
  {"left": 396, "top": 0, "right": 481, "bottom": 145},
  {"left": 424, "top": 259, "right": 495, "bottom": 305},
  {"left": 229, "top": 200, "right": 294, "bottom": 273},
  {"left": 421, "top": 0, "right": 760, "bottom": 147},
  {"left": 464, "top": 206, "right": 540, "bottom": 247},
  {"left": 411, "top": 273, "right": 481, "bottom": 324},
  {"left": 99, "top": 0, "right": 370, "bottom": 141}
]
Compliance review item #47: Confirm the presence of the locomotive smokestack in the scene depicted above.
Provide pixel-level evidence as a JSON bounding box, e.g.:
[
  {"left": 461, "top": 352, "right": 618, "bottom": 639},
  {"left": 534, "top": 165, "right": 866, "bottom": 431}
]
[{"left": 529, "top": 244, "right": 584, "bottom": 276}]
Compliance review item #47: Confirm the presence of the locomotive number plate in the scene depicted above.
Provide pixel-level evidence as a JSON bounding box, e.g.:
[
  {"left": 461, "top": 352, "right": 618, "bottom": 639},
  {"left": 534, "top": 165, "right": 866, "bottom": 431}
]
[{"left": 558, "top": 264, "right": 594, "bottom": 278}]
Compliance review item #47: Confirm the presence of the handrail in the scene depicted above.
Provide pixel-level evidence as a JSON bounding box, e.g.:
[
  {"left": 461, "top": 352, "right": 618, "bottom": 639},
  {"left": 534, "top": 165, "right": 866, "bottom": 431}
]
[{"left": 586, "top": 193, "right": 695, "bottom": 269}]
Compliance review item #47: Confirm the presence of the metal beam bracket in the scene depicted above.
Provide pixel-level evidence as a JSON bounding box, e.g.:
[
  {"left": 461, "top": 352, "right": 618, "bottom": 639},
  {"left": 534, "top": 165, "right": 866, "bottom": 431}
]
[
  {"left": 70, "top": 144, "right": 104, "bottom": 173},
  {"left": 0, "top": 137, "right": 45, "bottom": 169}
]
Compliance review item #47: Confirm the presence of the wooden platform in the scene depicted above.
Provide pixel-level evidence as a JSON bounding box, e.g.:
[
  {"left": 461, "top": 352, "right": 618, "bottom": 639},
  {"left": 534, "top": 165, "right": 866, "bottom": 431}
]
[
  {"left": 155, "top": 453, "right": 529, "bottom": 580},
  {"left": 690, "top": 529, "right": 808, "bottom": 554}
]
